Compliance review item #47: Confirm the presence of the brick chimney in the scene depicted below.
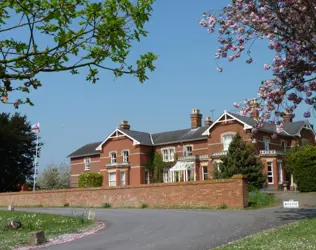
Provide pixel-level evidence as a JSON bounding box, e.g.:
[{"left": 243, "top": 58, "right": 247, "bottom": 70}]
[
  {"left": 249, "top": 98, "right": 259, "bottom": 119},
  {"left": 119, "top": 120, "right": 130, "bottom": 130},
  {"left": 190, "top": 108, "right": 202, "bottom": 129},
  {"left": 204, "top": 116, "right": 213, "bottom": 126},
  {"left": 283, "top": 109, "right": 293, "bottom": 123}
]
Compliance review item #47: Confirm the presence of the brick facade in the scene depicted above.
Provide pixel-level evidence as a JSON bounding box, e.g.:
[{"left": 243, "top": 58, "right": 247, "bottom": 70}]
[
  {"left": 69, "top": 110, "right": 315, "bottom": 190},
  {"left": 0, "top": 176, "right": 248, "bottom": 208}
]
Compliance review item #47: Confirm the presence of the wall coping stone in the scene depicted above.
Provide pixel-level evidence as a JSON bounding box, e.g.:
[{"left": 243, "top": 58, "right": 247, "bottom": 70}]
[{"left": 0, "top": 176, "right": 245, "bottom": 196}]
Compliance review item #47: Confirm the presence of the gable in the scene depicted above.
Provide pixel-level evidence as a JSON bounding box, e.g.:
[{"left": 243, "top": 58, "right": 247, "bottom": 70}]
[
  {"left": 95, "top": 128, "right": 141, "bottom": 151},
  {"left": 202, "top": 111, "right": 252, "bottom": 136}
]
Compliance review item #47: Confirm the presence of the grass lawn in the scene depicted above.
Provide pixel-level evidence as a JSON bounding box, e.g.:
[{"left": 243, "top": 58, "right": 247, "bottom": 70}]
[
  {"left": 215, "top": 217, "right": 316, "bottom": 250},
  {"left": 0, "top": 210, "right": 95, "bottom": 250}
]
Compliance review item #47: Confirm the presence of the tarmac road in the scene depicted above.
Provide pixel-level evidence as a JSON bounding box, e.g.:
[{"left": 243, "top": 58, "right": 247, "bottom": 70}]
[{"left": 14, "top": 207, "right": 316, "bottom": 250}]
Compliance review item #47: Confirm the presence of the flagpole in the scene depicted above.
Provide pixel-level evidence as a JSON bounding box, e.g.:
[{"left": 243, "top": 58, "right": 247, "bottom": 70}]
[{"left": 33, "top": 130, "right": 39, "bottom": 192}]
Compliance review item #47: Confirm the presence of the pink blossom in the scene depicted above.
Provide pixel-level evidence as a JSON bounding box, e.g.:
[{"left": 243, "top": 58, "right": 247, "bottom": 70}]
[
  {"left": 217, "top": 67, "right": 223, "bottom": 72},
  {"left": 264, "top": 64, "right": 271, "bottom": 70},
  {"left": 200, "top": 0, "right": 316, "bottom": 123},
  {"left": 233, "top": 102, "right": 241, "bottom": 108},
  {"left": 304, "top": 112, "right": 311, "bottom": 118}
]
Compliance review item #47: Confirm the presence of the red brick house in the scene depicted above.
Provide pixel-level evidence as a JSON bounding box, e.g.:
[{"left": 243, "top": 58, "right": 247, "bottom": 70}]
[{"left": 68, "top": 108, "right": 316, "bottom": 190}]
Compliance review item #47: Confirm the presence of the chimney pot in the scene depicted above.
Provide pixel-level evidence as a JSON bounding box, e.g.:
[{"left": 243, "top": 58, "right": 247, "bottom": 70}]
[
  {"left": 249, "top": 98, "right": 259, "bottom": 119},
  {"left": 119, "top": 120, "right": 130, "bottom": 130},
  {"left": 204, "top": 116, "right": 213, "bottom": 126},
  {"left": 190, "top": 108, "right": 202, "bottom": 129},
  {"left": 283, "top": 109, "right": 294, "bottom": 123}
]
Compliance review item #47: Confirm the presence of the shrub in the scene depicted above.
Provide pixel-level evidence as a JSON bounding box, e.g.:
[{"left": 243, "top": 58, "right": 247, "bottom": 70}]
[
  {"left": 215, "top": 133, "right": 266, "bottom": 189},
  {"left": 78, "top": 172, "right": 103, "bottom": 188},
  {"left": 218, "top": 203, "right": 228, "bottom": 209},
  {"left": 64, "top": 203, "right": 69, "bottom": 207},
  {"left": 140, "top": 203, "right": 148, "bottom": 209},
  {"left": 285, "top": 144, "right": 316, "bottom": 192},
  {"left": 103, "top": 202, "right": 111, "bottom": 208},
  {"left": 248, "top": 190, "right": 277, "bottom": 209}
]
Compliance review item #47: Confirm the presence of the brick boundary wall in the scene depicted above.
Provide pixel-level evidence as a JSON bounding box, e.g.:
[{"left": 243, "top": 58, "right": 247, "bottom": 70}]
[{"left": 0, "top": 175, "right": 248, "bottom": 208}]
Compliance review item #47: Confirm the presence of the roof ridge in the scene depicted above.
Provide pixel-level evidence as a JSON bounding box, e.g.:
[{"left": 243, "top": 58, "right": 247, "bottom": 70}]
[{"left": 152, "top": 126, "right": 208, "bottom": 136}]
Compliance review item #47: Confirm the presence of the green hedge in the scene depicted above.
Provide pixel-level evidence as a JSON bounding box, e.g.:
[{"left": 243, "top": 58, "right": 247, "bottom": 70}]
[
  {"left": 78, "top": 172, "right": 103, "bottom": 188},
  {"left": 285, "top": 145, "right": 316, "bottom": 192}
]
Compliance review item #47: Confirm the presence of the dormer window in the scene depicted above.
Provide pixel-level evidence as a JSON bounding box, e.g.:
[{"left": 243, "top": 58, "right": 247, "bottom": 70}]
[
  {"left": 184, "top": 146, "right": 193, "bottom": 156},
  {"left": 110, "top": 152, "right": 117, "bottom": 163},
  {"left": 264, "top": 137, "right": 270, "bottom": 151}
]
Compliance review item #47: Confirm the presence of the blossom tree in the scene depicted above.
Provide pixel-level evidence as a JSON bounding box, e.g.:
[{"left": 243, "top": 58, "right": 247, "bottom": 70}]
[{"left": 200, "top": 0, "right": 316, "bottom": 132}]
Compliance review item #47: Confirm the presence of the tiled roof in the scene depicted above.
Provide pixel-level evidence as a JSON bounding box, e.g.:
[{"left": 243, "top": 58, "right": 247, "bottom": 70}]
[
  {"left": 68, "top": 112, "right": 313, "bottom": 158},
  {"left": 121, "top": 129, "right": 153, "bottom": 145},
  {"left": 227, "top": 111, "right": 306, "bottom": 136},
  {"left": 152, "top": 126, "right": 208, "bottom": 145},
  {"left": 68, "top": 127, "right": 208, "bottom": 158},
  {"left": 67, "top": 141, "right": 102, "bottom": 158}
]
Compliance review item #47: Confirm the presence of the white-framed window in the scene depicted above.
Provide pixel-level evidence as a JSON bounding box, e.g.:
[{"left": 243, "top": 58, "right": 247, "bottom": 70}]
[
  {"left": 281, "top": 141, "right": 287, "bottom": 151},
  {"left": 110, "top": 152, "right": 117, "bottom": 163},
  {"left": 122, "top": 150, "right": 129, "bottom": 162},
  {"left": 108, "top": 172, "right": 116, "bottom": 186},
  {"left": 84, "top": 157, "right": 91, "bottom": 170},
  {"left": 264, "top": 137, "right": 270, "bottom": 151},
  {"left": 145, "top": 169, "right": 150, "bottom": 184},
  {"left": 202, "top": 166, "right": 208, "bottom": 180},
  {"left": 278, "top": 161, "right": 283, "bottom": 184},
  {"left": 267, "top": 161, "right": 274, "bottom": 184},
  {"left": 163, "top": 169, "right": 169, "bottom": 183},
  {"left": 214, "top": 160, "right": 222, "bottom": 173},
  {"left": 184, "top": 145, "right": 193, "bottom": 156},
  {"left": 120, "top": 171, "right": 126, "bottom": 185},
  {"left": 222, "top": 134, "right": 234, "bottom": 151},
  {"left": 162, "top": 148, "right": 175, "bottom": 162}
]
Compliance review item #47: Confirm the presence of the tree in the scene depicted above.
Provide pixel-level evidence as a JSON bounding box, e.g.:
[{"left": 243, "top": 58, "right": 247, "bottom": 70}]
[
  {"left": 285, "top": 144, "right": 316, "bottom": 192},
  {"left": 0, "top": 112, "right": 41, "bottom": 192},
  {"left": 200, "top": 1, "right": 316, "bottom": 126},
  {"left": 0, "top": 0, "right": 157, "bottom": 108},
  {"left": 37, "top": 163, "right": 70, "bottom": 190},
  {"left": 215, "top": 133, "right": 266, "bottom": 188}
]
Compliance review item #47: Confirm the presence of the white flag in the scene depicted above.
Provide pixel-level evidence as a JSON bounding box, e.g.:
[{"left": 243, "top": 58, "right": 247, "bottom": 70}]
[{"left": 31, "top": 123, "right": 40, "bottom": 132}]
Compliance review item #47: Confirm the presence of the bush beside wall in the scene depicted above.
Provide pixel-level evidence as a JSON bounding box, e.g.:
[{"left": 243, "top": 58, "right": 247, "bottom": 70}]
[{"left": 78, "top": 172, "right": 103, "bottom": 188}]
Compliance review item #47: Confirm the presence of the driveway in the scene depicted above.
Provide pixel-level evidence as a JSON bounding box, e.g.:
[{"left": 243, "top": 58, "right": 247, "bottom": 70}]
[{"left": 15, "top": 207, "right": 316, "bottom": 250}]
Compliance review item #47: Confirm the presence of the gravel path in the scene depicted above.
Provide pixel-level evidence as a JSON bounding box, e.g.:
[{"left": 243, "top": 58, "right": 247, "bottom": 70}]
[{"left": 14, "top": 207, "right": 316, "bottom": 250}]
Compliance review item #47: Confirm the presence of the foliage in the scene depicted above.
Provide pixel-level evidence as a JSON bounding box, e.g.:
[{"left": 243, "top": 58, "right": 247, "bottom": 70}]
[
  {"left": 200, "top": 1, "right": 316, "bottom": 123},
  {"left": 37, "top": 163, "right": 70, "bottom": 190},
  {"left": 140, "top": 203, "right": 148, "bottom": 209},
  {"left": 78, "top": 172, "right": 103, "bottom": 188},
  {"left": 215, "top": 217, "right": 316, "bottom": 250},
  {"left": 102, "top": 202, "right": 111, "bottom": 208},
  {"left": 215, "top": 133, "right": 266, "bottom": 189},
  {"left": 285, "top": 144, "right": 316, "bottom": 192},
  {"left": 0, "top": 210, "right": 94, "bottom": 250},
  {"left": 0, "top": 112, "right": 42, "bottom": 192},
  {"left": 146, "top": 152, "right": 171, "bottom": 183},
  {"left": 218, "top": 204, "right": 228, "bottom": 209},
  {"left": 248, "top": 189, "right": 278, "bottom": 209},
  {"left": 0, "top": 0, "right": 157, "bottom": 107}
]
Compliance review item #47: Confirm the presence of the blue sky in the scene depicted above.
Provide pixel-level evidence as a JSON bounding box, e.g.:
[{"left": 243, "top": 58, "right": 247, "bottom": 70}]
[{"left": 2, "top": 0, "right": 315, "bottom": 170}]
